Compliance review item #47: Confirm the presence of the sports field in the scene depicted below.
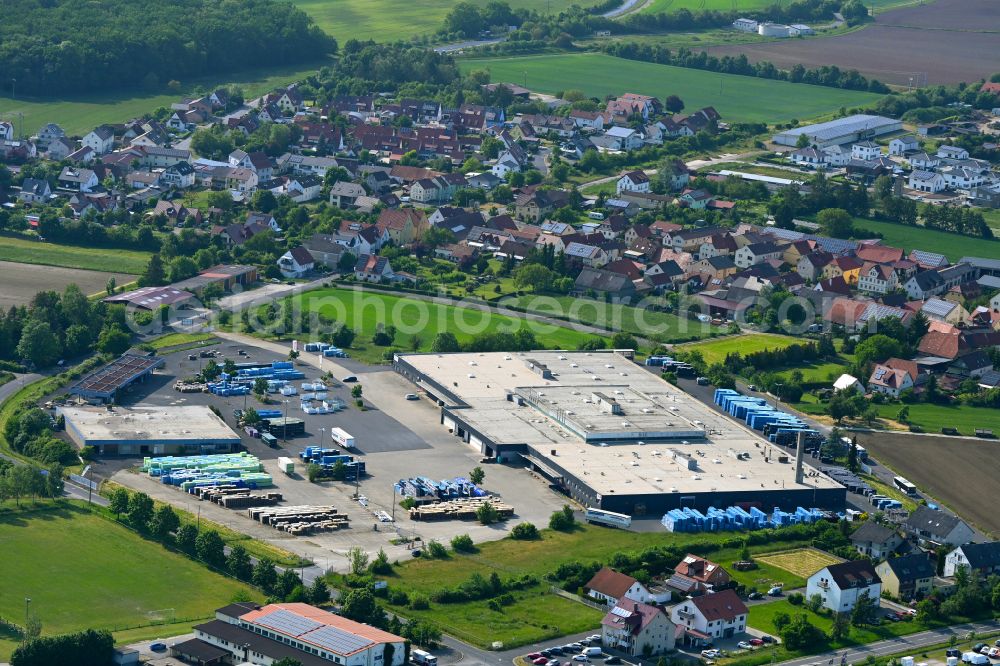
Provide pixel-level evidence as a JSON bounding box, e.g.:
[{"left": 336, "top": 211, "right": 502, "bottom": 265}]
[
  {"left": 0, "top": 505, "right": 253, "bottom": 660},
  {"left": 674, "top": 332, "right": 800, "bottom": 365},
  {"left": 459, "top": 54, "right": 883, "bottom": 123},
  {"left": 501, "top": 294, "right": 717, "bottom": 343},
  {"left": 756, "top": 548, "right": 843, "bottom": 579},
  {"left": 851, "top": 217, "right": 1000, "bottom": 262},
  {"left": 293, "top": 0, "right": 600, "bottom": 42},
  {"left": 275, "top": 287, "right": 602, "bottom": 363},
  {"left": 0, "top": 61, "right": 326, "bottom": 137}
]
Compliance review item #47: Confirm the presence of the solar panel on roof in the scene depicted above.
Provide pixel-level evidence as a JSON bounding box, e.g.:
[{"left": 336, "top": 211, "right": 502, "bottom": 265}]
[
  {"left": 610, "top": 606, "right": 633, "bottom": 618},
  {"left": 255, "top": 609, "right": 324, "bottom": 637},
  {"left": 304, "top": 625, "right": 375, "bottom": 654}
]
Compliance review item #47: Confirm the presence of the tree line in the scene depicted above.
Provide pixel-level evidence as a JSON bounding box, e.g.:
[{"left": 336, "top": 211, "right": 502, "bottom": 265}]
[{"left": 0, "top": 0, "right": 335, "bottom": 96}]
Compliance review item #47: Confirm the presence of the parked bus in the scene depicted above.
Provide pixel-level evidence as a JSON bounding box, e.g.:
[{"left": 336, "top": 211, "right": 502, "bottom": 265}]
[
  {"left": 893, "top": 476, "right": 917, "bottom": 496},
  {"left": 584, "top": 507, "right": 632, "bottom": 529}
]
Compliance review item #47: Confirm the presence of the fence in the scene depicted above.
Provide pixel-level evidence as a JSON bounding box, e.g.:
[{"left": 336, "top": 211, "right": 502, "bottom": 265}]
[{"left": 550, "top": 586, "right": 606, "bottom": 611}]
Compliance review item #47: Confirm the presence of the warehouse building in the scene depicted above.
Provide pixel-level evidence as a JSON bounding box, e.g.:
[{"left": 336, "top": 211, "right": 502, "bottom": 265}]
[
  {"left": 68, "top": 352, "right": 164, "bottom": 403},
  {"left": 394, "top": 350, "right": 844, "bottom": 516},
  {"left": 170, "top": 264, "right": 257, "bottom": 296},
  {"left": 773, "top": 115, "right": 903, "bottom": 149},
  {"left": 59, "top": 404, "right": 241, "bottom": 455},
  {"left": 179, "top": 602, "right": 407, "bottom": 666},
  {"left": 102, "top": 286, "right": 195, "bottom": 310}
]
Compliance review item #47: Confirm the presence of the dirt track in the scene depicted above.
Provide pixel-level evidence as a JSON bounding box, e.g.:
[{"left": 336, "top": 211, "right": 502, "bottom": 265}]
[
  {"left": 707, "top": 0, "right": 1000, "bottom": 86},
  {"left": 857, "top": 431, "right": 1000, "bottom": 537}
]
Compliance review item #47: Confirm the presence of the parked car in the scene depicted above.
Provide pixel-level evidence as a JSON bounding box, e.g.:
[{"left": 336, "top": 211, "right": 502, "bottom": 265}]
[
  {"left": 748, "top": 592, "right": 763, "bottom": 600},
  {"left": 980, "top": 646, "right": 991, "bottom": 655},
  {"left": 974, "top": 644, "right": 987, "bottom": 653},
  {"left": 696, "top": 376, "right": 710, "bottom": 385},
  {"left": 149, "top": 642, "right": 167, "bottom": 652},
  {"left": 605, "top": 658, "right": 622, "bottom": 665},
  {"left": 342, "top": 375, "right": 358, "bottom": 382},
  {"left": 572, "top": 656, "right": 589, "bottom": 663},
  {"left": 701, "top": 650, "right": 721, "bottom": 659},
  {"left": 549, "top": 647, "right": 564, "bottom": 655},
  {"left": 588, "top": 635, "right": 602, "bottom": 643},
  {"left": 947, "top": 649, "right": 962, "bottom": 658},
  {"left": 528, "top": 654, "right": 542, "bottom": 660},
  {"left": 768, "top": 586, "right": 783, "bottom": 596},
  {"left": 405, "top": 393, "right": 419, "bottom": 400},
  {"left": 532, "top": 658, "right": 548, "bottom": 665},
  {"left": 747, "top": 384, "right": 757, "bottom": 391},
  {"left": 540, "top": 650, "right": 552, "bottom": 657},
  {"left": 738, "top": 642, "right": 753, "bottom": 650},
  {"left": 760, "top": 635, "right": 774, "bottom": 643},
  {"left": 547, "top": 660, "right": 561, "bottom": 666},
  {"left": 749, "top": 639, "right": 764, "bottom": 647}
]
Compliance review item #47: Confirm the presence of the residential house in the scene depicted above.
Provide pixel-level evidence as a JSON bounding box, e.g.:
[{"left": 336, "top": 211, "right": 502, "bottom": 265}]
[
  {"left": 34, "top": 123, "right": 66, "bottom": 151},
  {"left": 858, "top": 262, "right": 899, "bottom": 295},
  {"left": 602, "top": 602, "right": 676, "bottom": 657},
  {"left": 937, "top": 145, "right": 969, "bottom": 160},
  {"left": 160, "top": 161, "right": 195, "bottom": 189},
  {"left": 889, "top": 135, "right": 919, "bottom": 156},
  {"left": 940, "top": 166, "right": 986, "bottom": 190},
  {"left": 18, "top": 178, "right": 52, "bottom": 204},
  {"left": 603, "top": 126, "right": 644, "bottom": 151},
  {"left": 850, "top": 522, "right": 904, "bottom": 559},
  {"left": 354, "top": 254, "right": 394, "bottom": 282},
  {"left": 906, "top": 505, "right": 976, "bottom": 547},
  {"left": 303, "top": 234, "right": 347, "bottom": 270},
  {"left": 585, "top": 567, "right": 664, "bottom": 606},
  {"left": 279, "top": 175, "right": 323, "bottom": 203},
  {"left": 514, "top": 189, "right": 570, "bottom": 223},
  {"left": 46, "top": 136, "right": 75, "bottom": 160},
  {"left": 279, "top": 154, "right": 341, "bottom": 179},
  {"left": 82, "top": 126, "right": 115, "bottom": 155},
  {"left": 904, "top": 270, "right": 947, "bottom": 300},
  {"left": 574, "top": 268, "right": 637, "bottom": 302},
  {"left": 944, "top": 542, "right": 1000, "bottom": 578},
  {"left": 58, "top": 167, "right": 99, "bottom": 192},
  {"left": 825, "top": 255, "right": 864, "bottom": 284},
  {"left": 695, "top": 255, "right": 738, "bottom": 280},
  {"left": 698, "top": 234, "right": 737, "bottom": 261},
  {"left": 678, "top": 189, "right": 713, "bottom": 210},
  {"left": 735, "top": 242, "right": 782, "bottom": 269},
  {"left": 868, "top": 363, "right": 914, "bottom": 398},
  {"left": 226, "top": 168, "right": 258, "bottom": 197},
  {"left": 833, "top": 374, "right": 865, "bottom": 394},
  {"left": 570, "top": 110, "right": 606, "bottom": 130},
  {"left": 876, "top": 554, "right": 935, "bottom": 601},
  {"left": 806, "top": 560, "right": 882, "bottom": 613},
  {"left": 908, "top": 170, "right": 946, "bottom": 193},
  {"left": 674, "top": 554, "right": 732, "bottom": 589},
  {"left": 565, "top": 242, "right": 609, "bottom": 268},
  {"left": 377, "top": 209, "right": 428, "bottom": 246},
  {"left": 411, "top": 174, "right": 466, "bottom": 204},
  {"left": 665, "top": 227, "right": 723, "bottom": 253},
  {"left": 797, "top": 251, "right": 834, "bottom": 282},
  {"left": 856, "top": 245, "right": 905, "bottom": 265},
  {"left": 0, "top": 121, "right": 12, "bottom": 141},
  {"left": 617, "top": 170, "right": 650, "bottom": 195},
  {"left": 852, "top": 141, "right": 881, "bottom": 161},
  {"left": 921, "top": 297, "right": 969, "bottom": 325},
  {"left": 141, "top": 146, "right": 191, "bottom": 168},
  {"left": 329, "top": 182, "right": 367, "bottom": 209},
  {"left": 670, "top": 589, "right": 748, "bottom": 646},
  {"left": 277, "top": 247, "right": 315, "bottom": 278},
  {"left": 909, "top": 152, "right": 939, "bottom": 170}
]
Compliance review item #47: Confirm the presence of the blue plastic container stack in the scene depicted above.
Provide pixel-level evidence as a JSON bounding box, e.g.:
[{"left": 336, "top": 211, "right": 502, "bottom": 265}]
[{"left": 662, "top": 504, "right": 825, "bottom": 533}]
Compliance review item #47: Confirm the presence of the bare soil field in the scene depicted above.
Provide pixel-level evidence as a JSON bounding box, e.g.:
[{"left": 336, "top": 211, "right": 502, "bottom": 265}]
[
  {"left": 0, "top": 260, "right": 134, "bottom": 308},
  {"left": 857, "top": 431, "right": 1000, "bottom": 537},
  {"left": 707, "top": 0, "right": 1000, "bottom": 86}
]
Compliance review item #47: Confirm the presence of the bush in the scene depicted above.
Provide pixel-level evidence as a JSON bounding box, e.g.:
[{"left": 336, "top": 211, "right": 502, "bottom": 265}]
[
  {"left": 388, "top": 588, "right": 409, "bottom": 606},
  {"left": 451, "top": 534, "right": 475, "bottom": 553},
  {"left": 788, "top": 592, "right": 805, "bottom": 606},
  {"left": 510, "top": 522, "right": 539, "bottom": 540},
  {"left": 427, "top": 540, "right": 448, "bottom": 558},
  {"left": 549, "top": 505, "right": 576, "bottom": 531},
  {"left": 409, "top": 594, "right": 430, "bottom": 610}
]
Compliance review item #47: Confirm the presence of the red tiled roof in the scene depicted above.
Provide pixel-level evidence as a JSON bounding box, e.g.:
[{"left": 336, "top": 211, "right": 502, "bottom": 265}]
[
  {"left": 690, "top": 589, "right": 747, "bottom": 622},
  {"left": 586, "top": 567, "right": 637, "bottom": 599}
]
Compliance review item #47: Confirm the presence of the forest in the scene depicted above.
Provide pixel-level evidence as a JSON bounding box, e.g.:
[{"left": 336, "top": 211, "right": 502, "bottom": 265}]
[{"left": 0, "top": 0, "right": 335, "bottom": 96}]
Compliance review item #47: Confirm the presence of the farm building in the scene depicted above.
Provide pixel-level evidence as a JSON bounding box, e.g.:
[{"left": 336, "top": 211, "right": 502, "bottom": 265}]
[
  {"left": 68, "top": 352, "right": 164, "bottom": 403},
  {"left": 170, "top": 264, "right": 257, "bottom": 296},
  {"left": 773, "top": 115, "right": 903, "bottom": 149},
  {"left": 103, "top": 286, "right": 195, "bottom": 310},
  {"left": 59, "top": 404, "right": 241, "bottom": 455},
  {"left": 184, "top": 602, "right": 407, "bottom": 666},
  {"left": 394, "top": 350, "right": 845, "bottom": 516}
]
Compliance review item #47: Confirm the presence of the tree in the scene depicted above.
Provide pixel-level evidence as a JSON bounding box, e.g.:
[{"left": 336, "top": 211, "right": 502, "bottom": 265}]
[
  {"left": 168, "top": 256, "right": 198, "bottom": 282},
  {"left": 351, "top": 384, "right": 363, "bottom": 399},
  {"left": 139, "top": 254, "right": 167, "bottom": 287},
  {"left": 348, "top": 546, "right": 370, "bottom": 575},
  {"left": 309, "top": 577, "right": 331, "bottom": 605},
  {"left": 796, "top": 133, "right": 811, "bottom": 149},
  {"left": 476, "top": 502, "right": 500, "bottom": 525},
  {"left": 851, "top": 591, "right": 878, "bottom": 626},
  {"left": 510, "top": 522, "right": 539, "bottom": 540},
  {"left": 807, "top": 593, "right": 824, "bottom": 613},
  {"left": 854, "top": 334, "right": 904, "bottom": 368},
  {"left": 227, "top": 543, "right": 253, "bottom": 581},
  {"left": 611, "top": 332, "right": 638, "bottom": 350},
  {"left": 664, "top": 94, "right": 685, "bottom": 113},
  {"left": 16, "top": 320, "right": 61, "bottom": 368},
  {"left": 126, "top": 492, "right": 154, "bottom": 531},
  {"left": 817, "top": 208, "right": 854, "bottom": 239},
  {"left": 340, "top": 587, "right": 386, "bottom": 627},
  {"left": 830, "top": 612, "right": 851, "bottom": 642},
  {"left": 108, "top": 487, "right": 130, "bottom": 518},
  {"left": 549, "top": 505, "right": 576, "bottom": 531},
  {"left": 431, "top": 332, "right": 461, "bottom": 352},
  {"left": 253, "top": 377, "right": 269, "bottom": 396},
  {"left": 252, "top": 558, "right": 279, "bottom": 594},
  {"left": 451, "top": 534, "right": 475, "bottom": 552},
  {"left": 105, "top": 277, "right": 117, "bottom": 295},
  {"left": 97, "top": 326, "right": 131, "bottom": 356},
  {"left": 150, "top": 504, "right": 180, "bottom": 540},
  {"left": 513, "top": 263, "right": 554, "bottom": 292},
  {"left": 469, "top": 466, "right": 485, "bottom": 485},
  {"left": 272, "top": 659, "right": 304, "bottom": 666},
  {"left": 780, "top": 614, "right": 825, "bottom": 650},
  {"left": 847, "top": 439, "right": 859, "bottom": 472},
  {"left": 196, "top": 529, "right": 227, "bottom": 568},
  {"left": 369, "top": 548, "right": 392, "bottom": 575},
  {"left": 176, "top": 524, "right": 198, "bottom": 554},
  {"left": 772, "top": 611, "right": 791, "bottom": 631}
]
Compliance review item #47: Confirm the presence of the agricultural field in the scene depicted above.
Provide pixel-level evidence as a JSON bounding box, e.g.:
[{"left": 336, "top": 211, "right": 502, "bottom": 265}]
[
  {"left": 850, "top": 217, "right": 1000, "bottom": 262},
  {"left": 373, "top": 523, "right": 814, "bottom": 649},
  {"left": 0, "top": 504, "right": 254, "bottom": 661},
  {"left": 0, "top": 235, "right": 150, "bottom": 273},
  {"left": 292, "top": 0, "right": 600, "bottom": 42},
  {"left": 673, "top": 332, "right": 800, "bottom": 365},
  {"left": 0, "top": 61, "right": 327, "bottom": 137},
  {"left": 706, "top": 0, "right": 999, "bottom": 85},
  {"left": 458, "top": 54, "right": 884, "bottom": 123},
  {"left": 857, "top": 432, "right": 1000, "bottom": 537},
  {"left": 501, "top": 294, "right": 718, "bottom": 343},
  {"left": 756, "top": 548, "right": 843, "bottom": 579},
  {"left": 640, "top": 0, "right": 917, "bottom": 13},
  {"left": 268, "top": 287, "right": 602, "bottom": 363},
  {"left": 0, "top": 260, "right": 135, "bottom": 308},
  {"left": 795, "top": 398, "right": 1000, "bottom": 438}
]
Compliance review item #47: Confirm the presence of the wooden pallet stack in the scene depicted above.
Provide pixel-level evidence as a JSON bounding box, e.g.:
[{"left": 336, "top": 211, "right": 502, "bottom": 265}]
[
  {"left": 409, "top": 497, "right": 514, "bottom": 521},
  {"left": 248, "top": 505, "right": 350, "bottom": 535},
  {"left": 192, "top": 485, "right": 283, "bottom": 509}
]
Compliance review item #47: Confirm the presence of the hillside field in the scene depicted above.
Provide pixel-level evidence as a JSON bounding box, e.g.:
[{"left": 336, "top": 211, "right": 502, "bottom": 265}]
[
  {"left": 673, "top": 332, "right": 800, "bottom": 365},
  {"left": 292, "top": 0, "right": 600, "bottom": 42},
  {"left": 642, "top": 0, "right": 915, "bottom": 11},
  {"left": 0, "top": 505, "right": 254, "bottom": 660},
  {"left": 0, "top": 61, "right": 327, "bottom": 137},
  {"left": 459, "top": 54, "right": 883, "bottom": 123},
  {"left": 0, "top": 236, "right": 150, "bottom": 273},
  {"left": 851, "top": 217, "right": 1000, "bottom": 262}
]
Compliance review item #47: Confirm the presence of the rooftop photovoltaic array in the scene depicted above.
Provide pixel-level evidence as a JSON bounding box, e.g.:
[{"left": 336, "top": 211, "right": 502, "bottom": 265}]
[
  {"left": 69, "top": 353, "right": 162, "bottom": 397},
  {"left": 255, "top": 609, "right": 324, "bottom": 637},
  {"left": 305, "top": 625, "right": 375, "bottom": 654}
]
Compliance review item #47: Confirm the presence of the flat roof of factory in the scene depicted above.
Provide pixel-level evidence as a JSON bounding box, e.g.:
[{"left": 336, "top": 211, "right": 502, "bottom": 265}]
[
  {"left": 60, "top": 405, "right": 241, "bottom": 444},
  {"left": 399, "top": 351, "right": 840, "bottom": 497}
]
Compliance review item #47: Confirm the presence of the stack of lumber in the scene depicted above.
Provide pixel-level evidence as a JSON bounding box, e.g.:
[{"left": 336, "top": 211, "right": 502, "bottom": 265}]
[
  {"left": 409, "top": 497, "right": 514, "bottom": 521},
  {"left": 193, "top": 485, "right": 283, "bottom": 509},
  {"left": 248, "top": 505, "right": 350, "bottom": 534}
]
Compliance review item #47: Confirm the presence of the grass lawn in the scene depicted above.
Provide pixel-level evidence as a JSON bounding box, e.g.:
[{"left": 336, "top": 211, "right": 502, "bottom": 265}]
[
  {"left": 0, "top": 235, "right": 150, "bottom": 274},
  {"left": 795, "top": 397, "right": 1000, "bottom": 436},
  {"left": 458, "top": 54, "right": 883, "bottom": 123},
  {"left": 501, "top": 294, "right": 719, "bottom": 343},
  {"left": 0, "top": 61, "right": 328, "bottom": 137},
  {"left": 0, "top": 503, "right": 255, "bottom": 661},
  {"left": 755, "top": 548, "right": 843, "bottom": 580},
  {"left": 674, "top": 332, "right": 801, "bottom": 365},
  {"left": 370, "top": 523, "right": 816, "bottom": 649},
  {"left": 749, "top": 599, "right": 923, "bottom": 650},
  {"left": 293, "top": 0, "right": 599, "bottom": 42},
  {"left": 267, "top": 286, "right": 603, "bottom": 364},
  {"left": 850, "top": 217, "right": 1000, "bottom": 262},
  {"left": 146, "top": 332, "right": 218, "bottom": 351}
]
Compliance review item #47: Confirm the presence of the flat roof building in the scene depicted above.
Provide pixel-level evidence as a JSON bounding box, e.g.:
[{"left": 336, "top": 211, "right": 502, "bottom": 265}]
[
  {"left": 171, "top": 264, "right": 257, "bottom": 295},
  {"left": 773, "top": 115, "right": 903, "bottom": 149},
  {"left": 68, "top": 353, "right": 164, "bottom": 403},
  {"left": 395, "top": 350, "right": 844, "bottom": 516},
  {"left": 103, "top": 286, "right": 195, "bottom": 310},
  {"left": 60, "top": 404, "right": 241, "bottom": 456}
]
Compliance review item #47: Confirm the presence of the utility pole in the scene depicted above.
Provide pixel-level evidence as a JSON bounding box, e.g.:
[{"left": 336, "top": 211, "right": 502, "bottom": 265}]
[{"left": 24, "top": 598, "right": 30, "bottom": 627}]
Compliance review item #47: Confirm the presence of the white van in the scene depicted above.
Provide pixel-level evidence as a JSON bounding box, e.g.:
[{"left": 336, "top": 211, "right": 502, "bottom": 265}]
[
  {"left": 587, "top": 211, "right": 606, "bottom": 220},
  {"left": 963, "top": 653, "right": 989, "bottom": 665},
  {"left": 583, "top": 647, "right": 602, "bottom": 657}
]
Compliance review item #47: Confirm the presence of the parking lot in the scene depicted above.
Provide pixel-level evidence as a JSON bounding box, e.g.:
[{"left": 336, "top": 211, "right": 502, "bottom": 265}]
[{"left": 106, "top": 338, "right": 570, "bottom": 570}]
